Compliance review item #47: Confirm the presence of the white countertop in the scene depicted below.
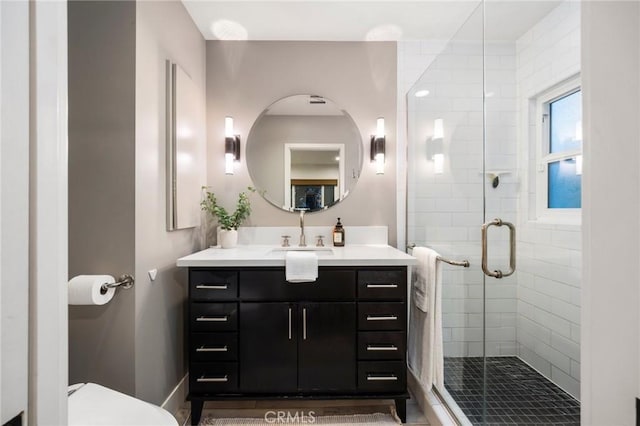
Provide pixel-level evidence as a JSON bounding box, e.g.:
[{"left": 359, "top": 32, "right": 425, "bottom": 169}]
[{"left": 176, "top": 244, "right": 417, "bottom": 267}]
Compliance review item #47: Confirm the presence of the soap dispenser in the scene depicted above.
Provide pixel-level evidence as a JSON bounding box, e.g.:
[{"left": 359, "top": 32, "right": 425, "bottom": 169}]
[{"left": 332, "top": 218, "right": 345, "bottom": 247}]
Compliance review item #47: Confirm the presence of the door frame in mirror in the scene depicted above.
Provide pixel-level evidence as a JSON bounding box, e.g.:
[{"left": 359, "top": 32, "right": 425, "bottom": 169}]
[{"left": 283, "top": 143, "right": 345, "bottom": 211}]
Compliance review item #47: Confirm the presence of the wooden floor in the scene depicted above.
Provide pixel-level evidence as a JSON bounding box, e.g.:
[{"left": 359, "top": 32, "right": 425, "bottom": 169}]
[{"left": 174, "top": 398, "right": 430, "bottom": 425}]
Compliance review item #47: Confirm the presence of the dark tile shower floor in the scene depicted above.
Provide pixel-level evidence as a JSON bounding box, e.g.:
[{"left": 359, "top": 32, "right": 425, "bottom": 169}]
[{"left": 444, "top": 356, "right": 580, "bottom": 425}]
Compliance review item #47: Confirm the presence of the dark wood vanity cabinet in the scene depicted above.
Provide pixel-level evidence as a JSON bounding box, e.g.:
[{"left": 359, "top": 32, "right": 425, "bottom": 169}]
[{"left": 187, "top": 266, "right": 409, "bottom": 425}]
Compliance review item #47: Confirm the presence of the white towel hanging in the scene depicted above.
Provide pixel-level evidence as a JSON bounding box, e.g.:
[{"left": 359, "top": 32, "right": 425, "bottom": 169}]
[{"left": 285, "top": 251, "right": 318, "bottom": 283}]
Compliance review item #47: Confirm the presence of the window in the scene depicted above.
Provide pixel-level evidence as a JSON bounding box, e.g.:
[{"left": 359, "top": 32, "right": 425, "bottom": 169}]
[{"left": 536, "top": 78, "right": 582, "bottom": 221}]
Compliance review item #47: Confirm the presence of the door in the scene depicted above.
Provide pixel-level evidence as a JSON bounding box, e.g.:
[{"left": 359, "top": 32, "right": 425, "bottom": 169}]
[
  {"left": 239, "top": 303, "right": 297, "bottom": 392},
  {"left": 406, "top": 4, "right": 489, "bottom": 423},
  {"left": 407, "top": 1, "right": 581, "bottom": 424},
  {"left": 298, "top": 302, "right": 356, "bottom": 392}
]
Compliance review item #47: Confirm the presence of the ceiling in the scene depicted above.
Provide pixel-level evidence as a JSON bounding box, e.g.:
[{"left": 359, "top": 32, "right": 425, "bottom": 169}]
[{"left": 182, "top": 1, "right": 562, "bottom": 42}]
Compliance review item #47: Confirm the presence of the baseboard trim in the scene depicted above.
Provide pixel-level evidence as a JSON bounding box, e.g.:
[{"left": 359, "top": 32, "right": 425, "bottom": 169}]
[{"left": 162, "top": 373, "right": 188, "bottom": 416}]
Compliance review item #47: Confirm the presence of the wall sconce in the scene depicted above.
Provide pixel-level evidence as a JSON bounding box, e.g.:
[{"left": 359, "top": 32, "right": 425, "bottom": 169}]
[
  {"left": 224, "top": 116, "right": 240, "bottom": 175},
  {"left": 370, "top": 117, "right": 386, "bottom": 175},
  {"left": 428, "top": 118, "right": 444, "bottom": 174}
]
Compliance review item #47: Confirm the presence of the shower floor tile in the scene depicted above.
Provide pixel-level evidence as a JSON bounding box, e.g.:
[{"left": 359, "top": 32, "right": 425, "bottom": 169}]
[{"left": 444, "top": 356, "right": 580, "bottom": 425}]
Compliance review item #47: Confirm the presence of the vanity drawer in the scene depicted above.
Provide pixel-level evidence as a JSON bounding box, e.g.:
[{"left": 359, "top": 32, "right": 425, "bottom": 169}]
[
  {"left": 358, "top": 303, "right": 405, "bottom": 331},
  {"left": 190, "top": 303, "right": 238, "bottom": 332},
  {"left": 357, "top": 270, "right": 406, "bottom": 300},
  {"left": 190, "top": 270, "right": 238, "bottom": 301},
  {"left": 239, "top": 269, "right": 355, "bottom": 301},
  {"left": 357, "top": 361, "right": 406, "bottom": 393},
  {"left": 189, "top": 362, "right": 238, "bottom": 393},
  {"left": 190, "top": 333, "right": 238, "bottom": 362},
  {"left": 357, "top": 331, "right": 405, "bottom": 360}
]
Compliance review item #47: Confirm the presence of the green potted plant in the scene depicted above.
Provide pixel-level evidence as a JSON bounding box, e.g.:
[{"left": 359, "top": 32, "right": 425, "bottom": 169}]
[{"left": 201, "top": 187, "right": 255, "bottom": 248}]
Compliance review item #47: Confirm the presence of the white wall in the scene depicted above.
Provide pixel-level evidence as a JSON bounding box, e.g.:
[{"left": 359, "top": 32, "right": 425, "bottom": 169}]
[
  {"left": 515, "top": 1, "right": 581, "bottom": 398},
  {"left": 0, "top": 1, "right": 29, "bottom": 423},
  {"left": 581, "top": 2, "right": 640, "bottom": 424},
  {"left": 135, "top": 0, "right": 206, "bottom": 406}
]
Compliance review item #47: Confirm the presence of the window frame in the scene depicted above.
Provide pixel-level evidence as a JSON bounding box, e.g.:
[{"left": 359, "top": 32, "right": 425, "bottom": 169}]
[{"left": 535, "top": 76, "right": 582, "bottom": 224}]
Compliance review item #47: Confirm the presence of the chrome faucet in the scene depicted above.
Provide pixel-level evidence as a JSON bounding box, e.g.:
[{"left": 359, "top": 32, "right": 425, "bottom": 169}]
[{"left": 298, "top": 209, "right": 307, "bottom": 247}]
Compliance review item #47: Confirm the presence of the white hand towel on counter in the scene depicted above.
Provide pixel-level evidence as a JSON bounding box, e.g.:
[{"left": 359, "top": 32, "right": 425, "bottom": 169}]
[
  {"left": 285, "top": 251, "right": 318, "bottom": 283},
  {"left": 408, "top": 246, "right": 444, "bottom": 393}
]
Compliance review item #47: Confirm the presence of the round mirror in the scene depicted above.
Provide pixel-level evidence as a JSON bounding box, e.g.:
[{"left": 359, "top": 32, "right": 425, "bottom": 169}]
[{"left": 246, "top": 95, "right": 363, "bottom": 212}]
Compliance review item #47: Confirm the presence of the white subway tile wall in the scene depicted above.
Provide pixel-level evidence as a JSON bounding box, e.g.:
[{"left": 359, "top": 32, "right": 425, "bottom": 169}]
[
  {"left": 404, "top": 30, "right": 520, "bottom": 360},
  {"left": 516, "top": 1, "right": 581, "bottom": 399},
  {"left": 402, "top": 0, "right": 581, "bottom": 399}
]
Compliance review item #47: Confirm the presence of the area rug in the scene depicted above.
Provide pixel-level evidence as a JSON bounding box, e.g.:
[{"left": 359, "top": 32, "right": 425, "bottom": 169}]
[{"left": 200, "top": 412, "right": 401, "bottom": 425}]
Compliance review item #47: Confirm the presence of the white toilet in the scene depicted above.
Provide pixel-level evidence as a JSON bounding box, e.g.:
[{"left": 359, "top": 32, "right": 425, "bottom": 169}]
[{"left": 68, "top": 383, "right": 178, "bottom": 425}]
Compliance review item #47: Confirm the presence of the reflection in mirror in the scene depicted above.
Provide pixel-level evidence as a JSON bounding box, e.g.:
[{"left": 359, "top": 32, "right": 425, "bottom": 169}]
[
  {"left": 246, "top": 95, "right": 362, "bottom": 213},
  {"left": 166, "top": 61, "right": 205, "bottom": 230}
]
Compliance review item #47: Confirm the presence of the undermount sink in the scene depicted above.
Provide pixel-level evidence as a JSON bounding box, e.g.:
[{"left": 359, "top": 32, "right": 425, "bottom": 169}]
[{"left": 269, "top": 246, "right": 334, "bottom": 256}]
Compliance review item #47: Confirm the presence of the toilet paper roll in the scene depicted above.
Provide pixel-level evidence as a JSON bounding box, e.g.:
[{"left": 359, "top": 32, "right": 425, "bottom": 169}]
[{"left": 68, "top": 275, "right": 116, "bottom": 306}]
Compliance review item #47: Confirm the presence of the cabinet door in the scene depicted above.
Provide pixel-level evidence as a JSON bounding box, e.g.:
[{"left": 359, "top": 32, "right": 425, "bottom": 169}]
[
  {"left": 298, "top": 302, "right": 356, "bottom": 392},
  {"left": 239, "top": 303, "right": 297, "bottom": 392}
]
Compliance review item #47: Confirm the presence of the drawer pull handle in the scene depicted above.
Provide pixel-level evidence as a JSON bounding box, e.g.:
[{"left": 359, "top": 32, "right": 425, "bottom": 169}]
[
  {"left": 366, "top": 315, "right": 398, "bottom": 321},
  {"left": 196, "top": 284, "right": 228, "bottom": 290},
  {"left": 367, "top": 374, "right": 398, "bottom": 381},
  {"left": 196, "top": 316, "right": 228, "bottom": 322},
  {"left": 196, "top": 346, "right": 228, "bottom": 352},
  {"left": 367, "top": 345, "right": 398, "bottom": 351},
  {"left": 197, "top": 375, "right": 228, "bottom": 383},
  {"left": 366, "top": 284, "right": 398, "bottom": 289}
]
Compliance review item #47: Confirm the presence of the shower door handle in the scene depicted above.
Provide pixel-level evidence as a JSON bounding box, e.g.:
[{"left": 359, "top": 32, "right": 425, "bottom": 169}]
[{"left": 481, "top": 218, "right": 516, "bottom": 279}]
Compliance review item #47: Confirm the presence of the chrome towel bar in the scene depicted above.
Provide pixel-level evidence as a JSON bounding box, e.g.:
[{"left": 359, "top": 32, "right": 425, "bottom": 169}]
[{"left": 407, "top": 244, "right": 470, "bottom": 268}]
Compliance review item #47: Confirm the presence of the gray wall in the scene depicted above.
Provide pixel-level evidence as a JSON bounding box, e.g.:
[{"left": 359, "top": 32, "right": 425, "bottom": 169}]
[
  {"left": 68, "top": 0, "right": 137, "bottom": 395},
  {"left": 68, "top": 0, "right": 205, "bottom": 406},
  {"left": 206, "top": 41, "right": 398, "bottom": 245},
  {"left": 134, "top": 0, "right": 205, "bottom": 405}
]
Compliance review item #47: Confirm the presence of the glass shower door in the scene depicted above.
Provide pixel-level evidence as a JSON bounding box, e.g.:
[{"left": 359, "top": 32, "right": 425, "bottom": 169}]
[
  {"left": 406, "top": 3, "right": 489, "bottom": 424},
  {"left": 407, "top": 1, "right": 582, "bottom": 424}
]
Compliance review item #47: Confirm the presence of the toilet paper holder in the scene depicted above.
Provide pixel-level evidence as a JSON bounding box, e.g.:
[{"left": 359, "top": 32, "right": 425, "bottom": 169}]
[{"left": 100, "top": 274, "right": 135, "bottom": 295}]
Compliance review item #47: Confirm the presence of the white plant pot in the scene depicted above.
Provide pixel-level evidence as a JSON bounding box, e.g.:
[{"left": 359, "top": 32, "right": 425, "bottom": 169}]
[{"left": 219, "top": 229, "right": 238, "bottom": 249}]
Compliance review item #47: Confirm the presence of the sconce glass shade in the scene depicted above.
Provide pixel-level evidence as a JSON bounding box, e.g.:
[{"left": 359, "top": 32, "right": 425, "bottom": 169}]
[
  {"left": 433, "top": 153, "right": 444, "bottom": 174},
  {"left": 370, "top": 117, "right": 386, "bottom": 174},
  {"left": 376, "top": 117, "right": 385, "bottom": 138},
  {"left": 375, "top": 153, "right": 385, "bottom": 175},
  {"left": 225, "top": 116, "right": 234, "bottom": 138},
  {"left": 225, "top": 153, "right": 235, "bottom": 175},
  {"left": 433, "top": 118, "right": 444, "bottom": 139},
  {"left": 224, "top": 116, "right": 240, "bottom": 175}
]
